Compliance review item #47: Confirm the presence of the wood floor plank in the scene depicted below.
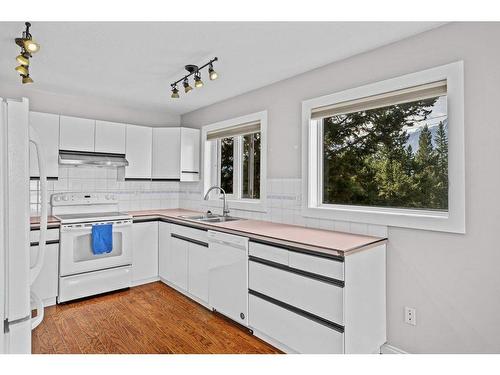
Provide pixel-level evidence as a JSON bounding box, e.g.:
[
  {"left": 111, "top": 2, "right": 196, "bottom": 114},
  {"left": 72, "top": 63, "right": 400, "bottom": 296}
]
[{"left": 32, "top": 282, "right": 281, "bottom": 354}]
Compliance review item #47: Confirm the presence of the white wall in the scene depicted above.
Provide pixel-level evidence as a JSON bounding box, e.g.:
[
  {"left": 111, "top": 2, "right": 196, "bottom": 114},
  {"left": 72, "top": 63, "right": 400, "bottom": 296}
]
[
  {"left": 182, "top": 22, "right": 500, "bottom": 353},
  {"left": 0, "top": 83, "right": 180, "bottom": 127}
]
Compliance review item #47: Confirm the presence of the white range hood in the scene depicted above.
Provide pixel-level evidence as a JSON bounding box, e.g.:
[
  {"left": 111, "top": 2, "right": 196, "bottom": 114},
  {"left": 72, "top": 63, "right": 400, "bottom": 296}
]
[{"left": 58, "top": 150, "right": 129, "bottom": 167}]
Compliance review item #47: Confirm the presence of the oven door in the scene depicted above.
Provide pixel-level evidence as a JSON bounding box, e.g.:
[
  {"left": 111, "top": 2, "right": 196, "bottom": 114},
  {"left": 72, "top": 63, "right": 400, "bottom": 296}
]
[{"left": 59, "top": 219, "right": 132, "bottom": 276}]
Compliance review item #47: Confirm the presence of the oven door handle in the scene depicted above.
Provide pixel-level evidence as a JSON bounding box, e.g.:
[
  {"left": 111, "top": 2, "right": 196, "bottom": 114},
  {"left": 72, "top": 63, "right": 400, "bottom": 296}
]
[{"left": 61, "top": 221, "right": 132, "bottom": 232}]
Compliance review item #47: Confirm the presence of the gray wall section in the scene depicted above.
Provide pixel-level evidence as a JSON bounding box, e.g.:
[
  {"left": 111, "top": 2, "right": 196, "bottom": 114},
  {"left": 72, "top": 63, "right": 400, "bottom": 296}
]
[
  {"left": 182, "top": 22, "right": 500, "bottom": 353},
  {"left": 0, "top": 83, "right": 180, "bottom": 127}
]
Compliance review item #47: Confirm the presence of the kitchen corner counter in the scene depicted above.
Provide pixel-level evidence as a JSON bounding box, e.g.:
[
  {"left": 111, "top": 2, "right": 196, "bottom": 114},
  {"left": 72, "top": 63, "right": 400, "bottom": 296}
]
[
  {"left": 30, "top": 215, "right": 61, "bottom": 229},
  {"left": 30, "top": 209, "right": 386, "bottom": 256},
  {"left": 129, "top": 209, "right": 387, "bottom": 256}
]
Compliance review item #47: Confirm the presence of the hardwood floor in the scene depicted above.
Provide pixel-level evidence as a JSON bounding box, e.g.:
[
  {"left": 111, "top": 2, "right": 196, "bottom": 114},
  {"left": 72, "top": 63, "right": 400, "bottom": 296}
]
[{"left": 31, "top": 282, "right": 280, "bottom": 354}]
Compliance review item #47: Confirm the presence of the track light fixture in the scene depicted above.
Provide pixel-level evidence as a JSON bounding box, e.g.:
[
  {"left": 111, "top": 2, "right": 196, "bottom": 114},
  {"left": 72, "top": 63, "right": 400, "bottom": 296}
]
[
  {"left": 183, "top": 78, "right": 193, "bottom": 93},
  {"left": 14, "top": 22, "right": 40, "bottom": 84},
  {"left": 194, "top": 72, "right": 204, "bottom": 88},
  {"left": 171, "top": 85, "right": 180, "bottom": 99},
  {"left": 208, "top": 63, "right": 218, "bottom": 81},
  {"left": 170, "top": 57, "right": 218, "bottom": 99}
]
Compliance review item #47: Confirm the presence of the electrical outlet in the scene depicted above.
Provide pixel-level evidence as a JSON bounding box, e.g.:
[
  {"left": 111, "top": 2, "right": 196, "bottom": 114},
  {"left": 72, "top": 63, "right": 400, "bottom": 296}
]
[{"left": 404, "top": 307, "right": 416, "bottom": 326}]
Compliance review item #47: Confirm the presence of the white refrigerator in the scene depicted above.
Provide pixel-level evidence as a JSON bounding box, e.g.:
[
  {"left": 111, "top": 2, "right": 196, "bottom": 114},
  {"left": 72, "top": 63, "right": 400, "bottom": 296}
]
[{"left": 0, "top": 97, "right": 48, "bottom": 354}]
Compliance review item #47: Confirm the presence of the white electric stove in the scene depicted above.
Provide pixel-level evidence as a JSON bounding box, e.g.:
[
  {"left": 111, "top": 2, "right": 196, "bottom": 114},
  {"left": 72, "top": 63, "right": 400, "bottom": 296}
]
[{"left": 52, "top": 192, "right": 133, "bottom": 303}]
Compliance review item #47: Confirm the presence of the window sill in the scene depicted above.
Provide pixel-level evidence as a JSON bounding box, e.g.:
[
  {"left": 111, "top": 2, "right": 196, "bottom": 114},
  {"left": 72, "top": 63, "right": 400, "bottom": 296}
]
[
  {"left": 204, "top": 198, "right": 267, "bottom": 213},
  {"left": 301, "top": 204, "right": 464, "bottom": 234}
]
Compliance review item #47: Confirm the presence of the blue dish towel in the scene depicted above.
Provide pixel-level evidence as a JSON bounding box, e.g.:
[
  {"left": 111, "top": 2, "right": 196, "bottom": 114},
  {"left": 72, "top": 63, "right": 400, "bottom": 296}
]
[{"left": 91, "top": 224, "right": 113, "bottom": 255}]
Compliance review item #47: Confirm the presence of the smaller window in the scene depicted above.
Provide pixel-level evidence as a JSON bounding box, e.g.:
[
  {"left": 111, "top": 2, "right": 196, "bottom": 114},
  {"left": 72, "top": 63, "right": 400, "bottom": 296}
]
[
  {"left": 202, "top": 111, "right": 267, "bottom": 212},
  {"left": 219, "top": 137, "right": 234, "bottom": 195}
]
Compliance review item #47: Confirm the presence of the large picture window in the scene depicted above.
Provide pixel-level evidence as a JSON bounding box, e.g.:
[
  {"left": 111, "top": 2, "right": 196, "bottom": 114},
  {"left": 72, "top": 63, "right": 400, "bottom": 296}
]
[
  {"left": 302, "top": 62, "right": 464, "bottom": 233},
  {"left": 321, "top": 87, "right": 448, "bottom": 211}
]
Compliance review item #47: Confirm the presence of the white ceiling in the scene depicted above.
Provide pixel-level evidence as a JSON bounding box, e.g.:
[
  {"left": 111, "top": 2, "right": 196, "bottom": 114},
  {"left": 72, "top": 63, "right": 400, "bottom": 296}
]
[{"left": 0, "top": 22, "right": 444, "bottom": 116}]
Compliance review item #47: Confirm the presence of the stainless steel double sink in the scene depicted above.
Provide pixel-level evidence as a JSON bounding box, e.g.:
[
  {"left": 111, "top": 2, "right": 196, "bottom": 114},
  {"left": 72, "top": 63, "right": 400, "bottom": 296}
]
[{"left": 180, "top": 214, "right": 243, "bottom": 223}]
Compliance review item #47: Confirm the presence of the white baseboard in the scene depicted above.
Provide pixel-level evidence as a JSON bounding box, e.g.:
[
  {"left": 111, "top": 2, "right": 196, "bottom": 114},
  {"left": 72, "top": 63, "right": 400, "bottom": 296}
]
[
  {"left": 131, "top": 276, "right": 160, "bottom": 287},
  {"left": 380, "top": 343, "right": 409, "bottom": 354}
]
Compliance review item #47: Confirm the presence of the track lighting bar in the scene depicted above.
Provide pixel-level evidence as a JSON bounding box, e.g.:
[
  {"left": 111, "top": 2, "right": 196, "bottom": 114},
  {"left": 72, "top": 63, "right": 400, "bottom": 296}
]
[{"left": 170, "top": 57, "right": 218, "bottom": 99}]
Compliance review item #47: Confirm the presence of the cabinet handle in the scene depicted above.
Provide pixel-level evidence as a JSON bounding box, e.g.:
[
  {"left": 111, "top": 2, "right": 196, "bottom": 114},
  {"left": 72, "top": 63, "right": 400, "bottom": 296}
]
[
  {"left": 181, "top": 171, "right": 199, "bottom": 174},
  {"left": 249, "top": 255, "right": 344, "bottom": 287},
  {"left": 30, "top": 239, "right": 59, "bottom": 247},
  {"left": 249, "top": 289, "right": 345, "bottom": 333},
  {"left": 171, "top": 233, "right": 208, "bottom": 247}
]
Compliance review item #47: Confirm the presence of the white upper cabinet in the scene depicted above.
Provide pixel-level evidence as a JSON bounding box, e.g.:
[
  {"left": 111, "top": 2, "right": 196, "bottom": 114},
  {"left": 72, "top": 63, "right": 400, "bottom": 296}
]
[
  {"left": 152, "top": 128, "right": 181, "bottom": 179},
  {"left": 29, "top": 111, "right": 60, "bottom": 178},
  {"left": 125, "top": 124, "right": 152, "bottom": 179},
  {"left": 59, "top": 115, "right": 95, "bottom": 152},
  {"left": 94, "top": 120, "right": 126, "bottom": 154},
  {"left": 180, "top": 128, "right": 200, "bottom": 181}
]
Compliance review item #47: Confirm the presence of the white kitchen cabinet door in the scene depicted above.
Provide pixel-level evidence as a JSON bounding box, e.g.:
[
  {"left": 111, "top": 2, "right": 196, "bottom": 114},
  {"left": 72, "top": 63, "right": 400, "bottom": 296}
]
[
  {"left": 59, "top": 115, "right": 95, "bottom": 152},
  {"left": 168, "top": 236, "right": 189, "bottom": 291},
  {"left": 132, "top": 222, "right": 158, "bottom": 284},
  {"left": 188, "top": 242, "right": 209, "bottom": 303},
  {"left": 29, "top": 112, "right": 60, "bottom": 178},
  {"left": 30, "top": 243, "right": 59, "bottom": 306},
  {"left": 95, "top": 120, "right": 126, "bottom": 154},
  {"left": 152, "top": 127, "right": 181, "bottom": 179},
  {"left": 180, "top": 128, "right": 200, "bottom": 182},
  {"left": 158, "top": 221, "right": 171, "bottom": 280},
  {"left": 125, "top": 124, "right": 152, "bottom": 179}
]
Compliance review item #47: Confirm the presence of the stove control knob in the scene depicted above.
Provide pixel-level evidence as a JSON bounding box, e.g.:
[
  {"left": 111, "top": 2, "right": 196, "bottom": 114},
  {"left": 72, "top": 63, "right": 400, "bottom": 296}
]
[
  {"left": 62, "top": 196, "right": 69, "bottom": 201},
  {"left": 54, "top": 196, "right": 60, "bottom": 202}
]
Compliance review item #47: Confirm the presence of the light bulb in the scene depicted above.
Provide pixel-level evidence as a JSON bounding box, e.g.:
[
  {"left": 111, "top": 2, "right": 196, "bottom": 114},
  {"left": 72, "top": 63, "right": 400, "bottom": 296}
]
[
  {"left": 209, "top": 66, "right": 218, "bottom": 80},
  {"left": 22, "top": 75, "right": 33, "bottom": 84},
  {"left": 194, "top": 75, "right": 204, "bottom": 88},
  {"left": 15, "top": 65, "right": 28, "bottom": 76},
  {"left": 171, "top": 87, "right": 180, "bottom": 99},
  {"left": 183, "top": 79, "right": 193, "bottom": 93},
  {"left": 16, "top": 53, "right": 29, "bottom": 66},
  {"left": 23, "top": 39, "right": 40, "bottom": 53}
]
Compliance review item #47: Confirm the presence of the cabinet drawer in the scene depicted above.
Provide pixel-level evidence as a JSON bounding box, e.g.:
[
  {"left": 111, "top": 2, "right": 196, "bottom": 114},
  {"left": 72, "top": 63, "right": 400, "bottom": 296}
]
[
  {"left": 249, "top": 259, "right": 343, "bottom": 324},
  {"left": 170, "top": 224, "right": 207, "bottom": 245},
  {"left": 30, "top": 228, "right": 60, "bottom": 244},
  {"left": 288, "top": 251, "right": 344, "bottom": 281},
  {"left": 249, "top": 241, "right": 289, "bottom": 265},
  {"left": 249, "top": 293, "right": 344, "bottom": 354}
]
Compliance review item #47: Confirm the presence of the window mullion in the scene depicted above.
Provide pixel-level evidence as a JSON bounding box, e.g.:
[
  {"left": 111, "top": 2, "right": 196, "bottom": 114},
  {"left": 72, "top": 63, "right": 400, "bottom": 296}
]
[{"left": 234, "top": 136, "right": 241, "bottom": 200}]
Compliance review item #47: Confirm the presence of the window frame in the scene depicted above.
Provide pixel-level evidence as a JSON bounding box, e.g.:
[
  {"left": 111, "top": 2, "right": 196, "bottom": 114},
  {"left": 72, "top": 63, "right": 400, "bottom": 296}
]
[
  {"left": 201, "top": 111, "right": 267, "bottom": 212},
  {"left": 302, "top": 61, "right": 465, "bottom": 233}
]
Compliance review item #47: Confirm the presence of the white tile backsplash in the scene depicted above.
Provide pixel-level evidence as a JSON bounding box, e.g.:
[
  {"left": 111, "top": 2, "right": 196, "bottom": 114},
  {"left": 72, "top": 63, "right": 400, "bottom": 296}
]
[
  {"left": 31, "top": 170, "right": 386, "bottom": 237},
  {"left": 177, "top": 178, "right": 387, "bottom": 237},
  {"left": 30, "top": 165, "right": 180, "bottom": 216}
]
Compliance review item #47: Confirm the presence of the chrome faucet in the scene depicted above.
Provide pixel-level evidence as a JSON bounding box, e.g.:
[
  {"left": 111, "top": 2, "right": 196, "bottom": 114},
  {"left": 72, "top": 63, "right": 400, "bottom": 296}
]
[{"left": 204, "top": 186, "right": 230, "bottom": 217}]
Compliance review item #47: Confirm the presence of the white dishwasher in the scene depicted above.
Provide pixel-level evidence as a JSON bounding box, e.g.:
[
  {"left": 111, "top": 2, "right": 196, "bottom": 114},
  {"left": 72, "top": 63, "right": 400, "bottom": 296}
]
[{"left": 208, "top": 230, "right": 249, "bottom": 326}]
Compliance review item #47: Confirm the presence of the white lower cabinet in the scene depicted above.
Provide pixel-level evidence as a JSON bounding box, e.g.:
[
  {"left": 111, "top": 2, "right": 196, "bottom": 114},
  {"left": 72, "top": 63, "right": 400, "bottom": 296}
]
[
  {"left": 30, "top": 228, "right": 60, "bottom": 306},
  {"left": 131, "top": 222, "right": 158, "bottom": 285},
  {"left": 187, "top": 241, "right": 209, "bottom": 303},
  {"left": 168, "top": 236, "right": 189, "bottom": 291},
  {"left": 249, "top": 294, "right": 344, "bottom": 354},
  {"left": 158, "top": 221, "right": 171, "bottom": 280},
  {"left": 248, "top": 241, "right": 386, "bottom": 354},
  {"left": 249, "top": 260, "right": 344, "bottom": 324},
  {"left": 30, "top": 243, "right": 59, "bottom": 306},
  {"left": 159, "top": 223, "right": 209, "bottom": 304}
]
